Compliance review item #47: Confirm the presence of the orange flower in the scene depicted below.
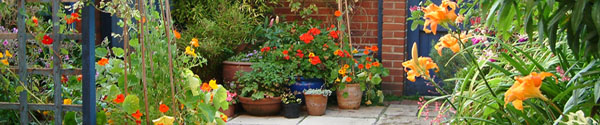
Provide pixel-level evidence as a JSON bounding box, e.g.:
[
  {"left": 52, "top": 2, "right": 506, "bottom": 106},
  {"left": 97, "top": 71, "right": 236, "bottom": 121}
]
[
  {"left": 372, "top": 62, "right": 380, "bottom": 67},
  {"left": 334, "top": 10, "right": 342, "bottom": 17},
  {"left": 32, "top": 16, "right": 38, "bottom": 26},
  {"left": 159, "top": 104, "right": 169, "bottom": 113},
  {"left": 201, "top": 83, "right": 212, "bottom": 91},
  {"left": 345, "top": 77, "right": 352, "bottom": 82},
  {"left": 97, "top": 58, "right": 109, "bottom": 66},
  {"left": 190, "top": 38, "right": 199, "bottom": 47},
  {"left": 173, "top": 30, "right": 181, "bottom": 39},
  {"left": 309, "top": 56, "right": 322, "bottom": 65},
  {"left": 334, "top": 49, "right": 343, "bottom": 57},
  {"left": 132, "top": 110, "right": 143, "bottom": 119},
  {"left": 323, "top": 43, "right": 329, "bottom": 48},
  {"left": 113, "top": 94, "right": 125, "bottom": 104},
  {"left": 366, "top": 63, "right": 372, "bottom": 69},
  {"left": 299, "top": 33, "right": 314, "bottom": 44},
  {"left": 283, "top": 50, "right": 289, "bottom": 55},
  {"left": 371, "top": 45, "right": 379, "bottom": 52},
  {"left": 435, "top": 33, "right": 470, "bottom": 56},
  {"left": 402, "top": 43, "right": 439, "bottom": 82},
  {"left": 344, "top": 64, "right": 350, "bottom": 69},
  {"left": 309, "top": 28, "right": 321, "bottom": 35},
  {"left": 421, "top": 0, "right": 458, "bottom": 35},
  {"left": 77, "top": 75, "right": 82, "bottom": 82},
  {"left": 329, "top": 30, "right": 339, "bottom": 39},
  {"left": 358, "top": 64, "right": 364, "bottom": 69},
  {"left": 366, "top": 57, "right": 372, "bottom": 62},
  {"left": 221, "top": 114, "right": 228, "bottom": 122},
  {"left": 455, "top": 14, "right": 464, "bottom": 24},
  {"left": 363, "top": 49, "right": 369, "bottom": 55},
  {"left": 504, "top": 72, "right": 555, "bottom": 110}
]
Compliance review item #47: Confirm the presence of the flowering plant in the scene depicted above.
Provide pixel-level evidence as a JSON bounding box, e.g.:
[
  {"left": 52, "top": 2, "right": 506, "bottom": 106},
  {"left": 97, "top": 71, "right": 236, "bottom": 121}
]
[{"left": 281, "top": 92, "right": 302, "bottom": 104}]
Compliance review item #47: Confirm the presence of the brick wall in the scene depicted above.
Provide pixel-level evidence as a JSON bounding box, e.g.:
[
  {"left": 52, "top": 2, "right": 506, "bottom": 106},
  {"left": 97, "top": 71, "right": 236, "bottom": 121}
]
[{"left": 274, "top": 0, "right": 407, "bottom": 96}]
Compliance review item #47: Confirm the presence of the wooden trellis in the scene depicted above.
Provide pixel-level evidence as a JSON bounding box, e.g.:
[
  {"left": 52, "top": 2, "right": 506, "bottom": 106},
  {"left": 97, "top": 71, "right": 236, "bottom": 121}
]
[{"left": 0, "top": 0, "right": 96, "bottom": 124}]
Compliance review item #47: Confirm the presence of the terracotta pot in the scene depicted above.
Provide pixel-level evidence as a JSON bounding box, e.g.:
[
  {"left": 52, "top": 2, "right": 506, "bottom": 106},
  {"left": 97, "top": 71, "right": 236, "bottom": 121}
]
[
  {"left": 239, "top": 97, "right": 282, "bottom": 116},
  {"left": 304, "top": 94, "right": 328, "bottom": 116},
  {"left": 218, "top": 104, "right": 235, "bottom": 117},
  {"left": 336, "top": 84, "right": 363, "bottom": 109},
  {"left": 222, "top": 61, "right": 253, "bottom": 83}
]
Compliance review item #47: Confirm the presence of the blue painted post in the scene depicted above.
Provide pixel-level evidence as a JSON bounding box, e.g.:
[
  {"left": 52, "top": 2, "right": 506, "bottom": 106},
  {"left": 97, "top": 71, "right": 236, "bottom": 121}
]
[
  {"left": 51, "top": 0, "right": 64, "bottom": 124},
  {"left": 81, "top": 0, "right": 97, "bottom": 124},
  {"left": 17, "top": 0, "right": 29, "bottom": 124}
]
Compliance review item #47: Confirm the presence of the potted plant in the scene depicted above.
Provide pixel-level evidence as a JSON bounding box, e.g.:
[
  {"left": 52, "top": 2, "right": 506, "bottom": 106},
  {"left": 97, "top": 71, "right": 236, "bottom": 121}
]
[
  {"left": 237, "top": 59, "right": 296, "bottom": 116},
  {"left": 304, "top": 89, "right": 331, "bottom": 116},
  {"left": 281, "top": 92, "right": 302, "bottom": 118},
  {"left": 222, "top": 50, "right": 260, "bottom": 83},
  {"left": 219, "top": 89, "right": 238, "bottom": 117}
]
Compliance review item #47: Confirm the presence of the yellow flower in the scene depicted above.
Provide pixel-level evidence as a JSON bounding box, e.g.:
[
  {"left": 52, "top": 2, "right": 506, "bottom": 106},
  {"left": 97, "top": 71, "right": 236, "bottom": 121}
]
[
  {"left": 0, "top": 52, "right": 3, "bottom": 58},
  {"left": 190, "top": 38, "right": 199, "bottom": 47},
  {"left": 152, "top": 115, "right": 175, "bottom": 125},
  {"left": 335, "top": 78, "right": 341, "bottom": 82},
  {"left": 63, "top": 99, "right": 72, "bottom": 105},
  {"left": 435, "top": 33, "right": 470, "bottom": 56},
  {"left": 185, "top": 46, "right": 197, "bottom": 57},
  {"left": 1, "top": 59, "right": 8, "bottom": 65},
  {"left": 308, "top": 52, "right": 315, "bottom": 58},
  {"left": 5, "top": 50, "right": 12, "bottom": 58},
  {"left": 402, "top": 42, "right": 439, "bottom": 82},
  {"left": 209, "top": 80, "right": 218, "bottom": 89},
  {"left": 422, "top": 0, "right": 458, "bottom": 35},
  {"left": 338, "top": 68, "right": 346, "bottom": 75},
  {"left": 504, "top": 72, "right": 555, "bottom": 110},
  {"left": 344, "top": 64, "right": 350, "bottom": 69},
  {"left": 352, "top": 49, "right": 358, "bottom": 54}
]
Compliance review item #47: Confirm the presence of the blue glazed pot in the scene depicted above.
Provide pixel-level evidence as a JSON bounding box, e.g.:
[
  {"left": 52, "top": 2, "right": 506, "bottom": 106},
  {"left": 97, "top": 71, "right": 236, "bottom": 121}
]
[{"left": 289, "top": 77, "right": 324, "bottom": 102}]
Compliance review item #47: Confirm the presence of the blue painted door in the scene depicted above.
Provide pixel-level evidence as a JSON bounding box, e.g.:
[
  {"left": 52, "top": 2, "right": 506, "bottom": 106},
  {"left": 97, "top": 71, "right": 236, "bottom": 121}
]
[{"left": 404, "top": 0, "right": 448, "bottom": 96}]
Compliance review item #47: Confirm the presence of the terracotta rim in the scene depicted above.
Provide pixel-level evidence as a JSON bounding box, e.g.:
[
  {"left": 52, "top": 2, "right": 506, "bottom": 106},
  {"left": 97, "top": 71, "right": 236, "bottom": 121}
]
[
  {"left": 222, "top": 61, "right": 253, "bottom": 65},
  {"left": 239, "top": 96, "right": 282, "bottom": 104}
]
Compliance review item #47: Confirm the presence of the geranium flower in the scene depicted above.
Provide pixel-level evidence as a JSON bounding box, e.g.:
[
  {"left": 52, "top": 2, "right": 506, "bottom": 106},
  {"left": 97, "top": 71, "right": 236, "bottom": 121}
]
[
  {"left": 190, "top": 38, "right": 199, "bottom": 47},
  {"left": 97, "top": 58, "right": 109, "bottom": 66},
  {"left": 32, "top": 16, "right": 38, "bottom": 26},
  {"left": 421, "top": 0, "right": 458, "bottom": 34},
  {"left": 152, "top": 116, "right": 175, "bottom": 125},
  {"left": 132, "top": 110, "right": 143, "bottom": 119},
  {"left": 159, "top": 104, "right": 169, "bottom": 113},
  {"left": 402, "top": 43, "right": 439, "bottom": 82},
  {"left": 299, "top": 33, "right": 314, "bottom": 44},
  {"left": 335, "top": 10, "right": 342, "bottom": 17},
  {"left": 284, "top": 56, "right": 290, "bottom": 60},
  {"left": 309, "top": 28, "right": 321, "bottom": 35},
  {"left": 185, "top": 46, "right": 197, "bottom": 57},
  {"left": 309, "top": 56, "right": 321, "bottom": 65},
  {"left": 113, "top": 94, "right": 125, "bottom": 103},
  {"left": 42, "top": 35, "right": 53, "bottom": 45},
  {"left": 282, "top": 50, "right": 289, "bottom": 55},
  {"left": 173, "top": 30, "right": 181, "bottom": 39},
  {"left": 435, "top": 33, "right": 469, "bottom": 56},
  {"left": 201, "top": 83, "right": 212, "bottom": 92},
  {"left": 260, "top": 47, "right": 271, "bottom": 52},
  {"left": 209, "top": 80, "right": 219, "bottom": 89},
  {"left": 329, "top": 30, "right": 339, "bottom": 39},
  {"left": 226, "top": 91, "right": 237, "bottom": 102},
  {"left": 504, "top": 72, "right": 555, "bottom": 110},
  {"left": 63, "top": 99, "right": 72, "bottom": 105}
]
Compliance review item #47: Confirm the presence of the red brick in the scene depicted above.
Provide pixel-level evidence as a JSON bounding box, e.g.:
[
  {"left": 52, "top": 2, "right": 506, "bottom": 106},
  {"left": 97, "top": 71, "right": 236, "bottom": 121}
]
[
  {"left": 389, "top": 69, "right": 403, "bottom": 76},
  {"left": 365, "top": 8, "right": 378, "bottom": 15},
  {"left": 383, "top": 61, "right": 393, "bottom": 67},
  {"left": 394, "top": 31, "right": 406, "bottom": 37},
  {"left": 382, "top": 82, "right": 403, "bottom": 90},
  {"left": 383, "top": 2, "right": 394, "bottom": 8},
  {"left": 395, "top": 2, "right": 406, "bottom": 9},
  {"left": 383, "top": 53, "right": 403, "bottom": 60},
  {"left": 353, "top": 15, "right": 371, "bottom": 22},
  {"left": 383, "top": 9, "right": 403, "bottom": 15},
  {"left": 358, "top": 1, "right": 373, "bottom": 8},
  {"left": 394, "top": 46, "right": 404, "bottom": 53},
  {"left": 382, "top": 38, "right": 403, "bottom": 45},
  {"left": 382, "top": 23, "right": 404, "bottom": 30},
  {"left": 383, "top": 17, "right": 394, "bottom": 23},
  {"left": 382, "top": 76, "right": 393, "bottom": 82}
]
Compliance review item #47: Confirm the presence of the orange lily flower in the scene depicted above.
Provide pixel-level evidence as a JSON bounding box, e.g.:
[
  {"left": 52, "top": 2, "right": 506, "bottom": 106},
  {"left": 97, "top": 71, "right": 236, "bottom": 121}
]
[
  {"left": 434, "top": 33, "right": 470, "bottom": 56},
  {"left": 504, "top": 72, "right": 555, "bottom": 110},
  {"left": 422, "top": 0, "right": 458, "bottom": 35},
  {"left": 402, "top": 42, "right": 439, "bottom": 82}
]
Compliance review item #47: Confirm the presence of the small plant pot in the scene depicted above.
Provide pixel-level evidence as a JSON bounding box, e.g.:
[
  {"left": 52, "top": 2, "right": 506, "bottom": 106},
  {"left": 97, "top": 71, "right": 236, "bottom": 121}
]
[
  {"left": 282, "top": 103, "right": 301, "bottom": 118},
  {"left": 304, "top": 94, "right": 328, "bottom": 116},
  {"left": 218, "top": 104, "right": 236, "bottom": 117},
  {"left": 239, "top": 96, "right": 281, "bottom": 116},
  {"left": 336, "top": 84, "right": 363, "bottom": 109}
]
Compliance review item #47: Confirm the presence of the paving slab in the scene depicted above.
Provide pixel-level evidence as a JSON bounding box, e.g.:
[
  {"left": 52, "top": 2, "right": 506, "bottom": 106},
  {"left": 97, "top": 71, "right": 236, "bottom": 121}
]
[
  {"left": 323, "top": 106, "right": 386, "bottom": 118},
  {"left": 385, "top": 104, "right": 437, "bottom": 117},
  {"left": 376, "top": 115, "right": 430, "bottom": 125},
  {"left": 228, "top": 114, "right": 305, "bottom": 125},
  {"left": 300, "top": 116, "right": 377, "bottom": 125}
]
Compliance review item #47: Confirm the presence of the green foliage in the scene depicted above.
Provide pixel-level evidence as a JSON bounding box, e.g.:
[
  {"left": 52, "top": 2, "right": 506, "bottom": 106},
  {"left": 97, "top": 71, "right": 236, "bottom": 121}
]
[
  {"left": 429, "top": 46, "right": 469, "bottom": 93},
  {"left": 281, "top": 92, "right": 302, "bottom": 104},
  {"left": 237, "top": 61, "right": 296, "bottom": 100},
  {"left": 303, "top": 89, "right": 332, "bottom": 97}
]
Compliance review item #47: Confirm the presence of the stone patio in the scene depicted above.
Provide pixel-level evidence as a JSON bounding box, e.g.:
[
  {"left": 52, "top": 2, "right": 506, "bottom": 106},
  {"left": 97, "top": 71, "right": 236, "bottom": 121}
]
[{"left": 228, "top": 101, "right": 433, "bottom": 125}]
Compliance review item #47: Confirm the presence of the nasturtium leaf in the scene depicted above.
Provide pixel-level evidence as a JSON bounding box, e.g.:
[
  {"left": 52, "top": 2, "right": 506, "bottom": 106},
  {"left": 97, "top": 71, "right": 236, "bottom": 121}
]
[
  {"left": 96, "top": 111, "right": 107, "bottom": 125},
  {"left": 64, "top": 111, "right": 76, "bottom": 125},
  {"left": 357, "top": 72, "right": 367, "bottom": 78},
  {"left": 122, "top": 95, "right": 140, "bottom": 114},
  {"left": 15, "top": 86, "right": 24, "bottom": 93},
  {"left": 371, "top": 75, "right": 382, "bottom": 85},
  {"left": 216, "top": 117, "right": 226, "bottom": 125},
  {"left": 111, "top": 47, "right": 125, "bottom": 57},
  {"left": 214, "top": 86, "right": 228, "bottom": 110},
  {"left": 189, "top": 76, "right": 200, "bottom": 96},
  {"left": 95, "top": 48, "right": 108, "bottom": 57},
  {"left": 197, "top": 103, "right": 216, "bottom": 123},
  {"left": 107, "top": 85, "right": 121, "bottom": 100}
]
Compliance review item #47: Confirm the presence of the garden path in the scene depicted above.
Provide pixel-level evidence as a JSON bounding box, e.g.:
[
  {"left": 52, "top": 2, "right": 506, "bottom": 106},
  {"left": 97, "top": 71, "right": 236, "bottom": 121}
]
[{"left": 228, "top": 100, "right": 434, "bottom": 125}]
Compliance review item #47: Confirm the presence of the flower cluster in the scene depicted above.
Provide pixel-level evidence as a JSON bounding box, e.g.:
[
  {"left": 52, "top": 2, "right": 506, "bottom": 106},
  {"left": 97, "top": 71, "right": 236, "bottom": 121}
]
[
  {"left": 0, "top": 50, "right": 13, "bottom": 65},
  {"left": 65, "top": 13, "right": 81, "bottom": 24}
]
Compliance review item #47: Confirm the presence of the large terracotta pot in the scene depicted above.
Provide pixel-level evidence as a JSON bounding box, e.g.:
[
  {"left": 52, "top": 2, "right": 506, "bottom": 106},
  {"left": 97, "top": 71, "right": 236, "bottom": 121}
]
[
  {"left": 218, "top": 104, "right": 235, "bottom": 117},
  {"left": 336, "top": 84, "right": 363, "bottom": 109},
  {"left": 239, "top": 97, "right": 281, "bottom": 116},
  {"left": 222, "top": 61, "right": 253, "bottom": 83},
  {"left": 304, "top": 94, "right": 328, "bottom": 116}
]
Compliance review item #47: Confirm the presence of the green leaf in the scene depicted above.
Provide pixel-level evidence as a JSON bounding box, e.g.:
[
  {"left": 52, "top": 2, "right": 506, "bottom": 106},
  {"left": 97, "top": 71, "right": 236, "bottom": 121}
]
[
  {"left": 499, "top": 53, "right": 528, "bottom": 75},
  {"left": 371, "top": 75, "right": 382, "bottom": 85},
  {"left": 197, "top": 103, "right": 216, "bottom": 122},
  {"left": 122, "top": 95, "right": 140, "bottom": 114},
  {"left": 64, "top": 112, "right": 77, "bottom": 125},
  {"left": 60, "top": 48, "right": 69, "bottom": 55},
  {"left": 188, "top": 76, "right": 201, "bottom": 96},
  {"left": 95, "top": 48, "right": 108, "bottom": 57},
  {"left": 96, "top": 111, "right": 107, "bottom": 125},
  {"left": 111, "top": 47, "right": 125, "bottom": 57},
  {"left": 15, "top": 86, "right": 24, "bottom": 93},
  {"left": 107, "top": 85, "right": 121, "bottom": 101},
  {"left": 571, "top": 0, "right": 587, "bottom": 31},
  {"left": 129, "top": 38, "right": 139, "bottom": 48},
  {"left": 214, "top": 87, "right": 228, "bottom": 110}
]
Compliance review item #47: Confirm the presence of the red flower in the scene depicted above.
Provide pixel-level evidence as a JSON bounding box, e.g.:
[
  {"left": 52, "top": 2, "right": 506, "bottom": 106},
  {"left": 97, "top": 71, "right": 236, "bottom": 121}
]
[
  {"left": 61, "top": 75, "right": 68, "bottom": 83},
  {"left": 113, "top": 94, "right": 125, "bottom": 104},
  {"left": 261, "top": 47, "right": 271, "bottom": 52},
  {"left": 323, "top": 44, "right": 329, "bottom": 48},
  {"left": 42, "top": 35, "right": 53, "bottom": 45},
  {"left": 136, "top": 120, "right": 142, "bottom": 125},
  {"left": 371, "top": 45, "right": 379, "bottom": 52},
  {"left": 97, "top": 58, "right": 109, "bottom": 66},
  {"left": 132, "top": 110, "right": 143, "bottom": 119},
  {"left": 77, "top": 75, "right": 82, "bottom": 82},
  {"left": 363, "top": 49, "right": 370, "bottom": 55},
  {"left": 366, "top": 57, "right": 372, "bottom": 62},
  {"left": 330, "top": 24, "right": 335, "bottom": 29},
  {"left": 296, "top": 49, "right": 304, "bottom": 58},
  {"left": 366, "top": 63, "right": 372, "bottom": 69},
  {"left": 329, "top": 30, "right": 339, "bottom": 39},
  {"left": 335, "top": 10, "right": 342, "bottom": 17},
  {"left": 345, "top": 77, "right": 352, "bottom": 82},
  {"left": 334, "top": 49, "right": 344, "bottom": 57},
  {"left": 201, "top": 83, "right": 212, "bottom": 92},
  {"left": 284, "top": 55, "right": 290, "bottom": 60},
  {"left": 299, "top": 33, "right": 314, "bottom": 44},
  {"left": 282, "top": 50, "right": 289, "bottom": 55},
  {"left": 372, "top": 62, "right": 380, "bottom": 67},
  {"left": 344, "top": 50, "right": 351, "bottom": 57},
  {"left": 358, "top": 64, "right": 364, "bottom": 69},
  {"left": 159, "top": 104, "right": 169, "bottom": 113},
  {"left": 309, "top": 56, "right": 322, "bottom": 65},
  {"left": 32, "top": 16, "right": 38, "bottom": 26},
  {"left": 309, "top": 28, "right": 321, "bottom": 35}
]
